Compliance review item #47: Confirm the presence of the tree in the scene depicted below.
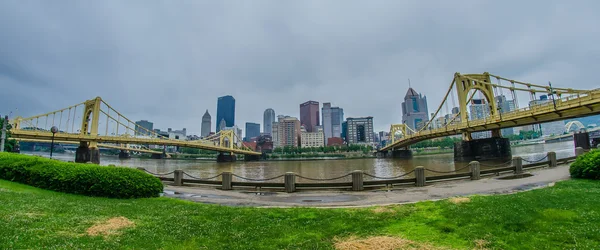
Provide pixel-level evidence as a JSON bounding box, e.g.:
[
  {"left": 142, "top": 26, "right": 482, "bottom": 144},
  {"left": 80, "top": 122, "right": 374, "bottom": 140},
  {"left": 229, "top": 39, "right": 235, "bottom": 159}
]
[{"left": 0, "top": 116, "right": 17, "bottom": 152}]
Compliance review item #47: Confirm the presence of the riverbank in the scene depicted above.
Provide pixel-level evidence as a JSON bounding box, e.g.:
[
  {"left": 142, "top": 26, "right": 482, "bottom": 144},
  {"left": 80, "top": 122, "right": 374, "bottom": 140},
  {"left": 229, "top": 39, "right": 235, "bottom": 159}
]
[{"left": 1, "top": 177, "right": 599, "bottom": 248}]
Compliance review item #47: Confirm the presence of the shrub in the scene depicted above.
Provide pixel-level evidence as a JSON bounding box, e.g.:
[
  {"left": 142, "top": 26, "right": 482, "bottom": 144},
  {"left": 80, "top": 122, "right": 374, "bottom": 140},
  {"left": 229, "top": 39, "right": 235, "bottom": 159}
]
[
  {"left": 569, "top": 149, "right": 600, "bottom": 180},
  {"left": 0, "top": 153, "right": 163, "bottom": 198}
]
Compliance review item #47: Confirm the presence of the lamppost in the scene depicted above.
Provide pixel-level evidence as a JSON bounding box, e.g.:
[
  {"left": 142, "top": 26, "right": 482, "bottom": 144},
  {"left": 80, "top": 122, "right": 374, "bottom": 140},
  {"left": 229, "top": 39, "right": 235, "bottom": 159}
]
[{"left": 50, "top": 126, "right": 58, "bottom": 159}]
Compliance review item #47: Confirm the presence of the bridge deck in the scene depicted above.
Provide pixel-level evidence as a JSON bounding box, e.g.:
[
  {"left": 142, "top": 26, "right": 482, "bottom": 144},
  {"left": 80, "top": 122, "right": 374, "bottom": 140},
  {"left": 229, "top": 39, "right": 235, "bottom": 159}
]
[
  {"left": 11, "top": 131, "right": 261, "bottom": 155},
  {"left": 382, "top": 90, "right": 600, "bottom": 151}
]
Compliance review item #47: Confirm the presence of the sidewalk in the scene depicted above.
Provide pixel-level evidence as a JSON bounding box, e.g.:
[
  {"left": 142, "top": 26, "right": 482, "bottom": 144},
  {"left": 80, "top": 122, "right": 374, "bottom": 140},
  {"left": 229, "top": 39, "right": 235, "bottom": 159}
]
[{"left": 162, "top": 164, "right": 571, "bottom": 208}]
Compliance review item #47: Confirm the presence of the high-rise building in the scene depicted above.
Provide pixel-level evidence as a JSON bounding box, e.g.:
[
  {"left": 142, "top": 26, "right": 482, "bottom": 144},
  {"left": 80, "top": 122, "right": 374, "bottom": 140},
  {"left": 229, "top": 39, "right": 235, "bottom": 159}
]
[
  {"left": 218, "top": 118, "right": 227, "bottom": 132},
  {"left": 300, "top": 101, "right": 319, "bottom": 132},
  {"left": 469, "top": 99, "right": 492, "bottom": 139},
  {"left": 201, "top": 110, "right": 211, "bottom": 137},
  {"left": 345, "top": 117, "right": 375, "bottom": 145},
  {"left": 263, "top": 108, "right": 275, "bottom": 135},
  {"left": 273, "top": 116, "right": 300, "bottom": 147},
  {"left": 528, "top": 95, "right": 565, "bottom": 136},
  {"left": 216, "top": 95, "right": 235, "bottom": 132},
  {"left": 135, "top": 120, "right": 153, "bottom": 136},
  {"left": 401, "top": 88, "right": 429, "bottom": 131},
  {"left": 496, "top": 95, "right": 517, "bottom": 136},
  {"left": 245, "top": 122, "right": 261, "bottom": 142},
  {"left": 341, "top": 121, "right": 347, "bottom": 143},
  {"left": 331, "top": 107, "right": 344, "bottom": 138},
  {"left": 322, "top": 103, "right": 344, "bottom": 141},
  {"left": 301, "top": 126, "right": 325, "bottom": 148}
]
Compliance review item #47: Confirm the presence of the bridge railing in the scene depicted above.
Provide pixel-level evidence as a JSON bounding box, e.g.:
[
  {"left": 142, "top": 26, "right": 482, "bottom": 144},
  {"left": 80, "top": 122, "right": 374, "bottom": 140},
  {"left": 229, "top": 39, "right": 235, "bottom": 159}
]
[{"left": 139, "top": 151, "right": 579, "bottom": 193}]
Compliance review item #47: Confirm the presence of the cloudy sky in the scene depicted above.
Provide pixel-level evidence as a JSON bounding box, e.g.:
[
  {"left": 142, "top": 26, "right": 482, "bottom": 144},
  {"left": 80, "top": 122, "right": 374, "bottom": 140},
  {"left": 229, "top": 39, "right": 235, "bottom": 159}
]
[{"left": 1, "top": 1, "right": 599, "bottom": 136}]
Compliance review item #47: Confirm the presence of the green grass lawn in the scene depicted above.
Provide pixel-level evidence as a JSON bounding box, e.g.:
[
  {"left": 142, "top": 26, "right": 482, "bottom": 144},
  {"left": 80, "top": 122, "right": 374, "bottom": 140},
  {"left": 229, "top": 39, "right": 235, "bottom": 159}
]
[{"left": 1, "top": 179, "right": 599, "bottom": 249}]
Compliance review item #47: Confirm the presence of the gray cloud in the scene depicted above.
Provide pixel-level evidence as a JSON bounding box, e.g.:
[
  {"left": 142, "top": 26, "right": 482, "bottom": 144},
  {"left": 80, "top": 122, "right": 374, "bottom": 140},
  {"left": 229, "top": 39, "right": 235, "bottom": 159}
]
[{"left": 1, "top": 1, "right": 599, "bottom": 135}]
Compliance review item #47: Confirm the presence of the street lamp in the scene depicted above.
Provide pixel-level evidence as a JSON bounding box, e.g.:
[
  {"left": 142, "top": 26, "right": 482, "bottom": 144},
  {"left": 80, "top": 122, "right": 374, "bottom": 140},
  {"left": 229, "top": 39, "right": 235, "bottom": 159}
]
[{"left": 50, "top": 126, "right": 58, "bottom": 159}]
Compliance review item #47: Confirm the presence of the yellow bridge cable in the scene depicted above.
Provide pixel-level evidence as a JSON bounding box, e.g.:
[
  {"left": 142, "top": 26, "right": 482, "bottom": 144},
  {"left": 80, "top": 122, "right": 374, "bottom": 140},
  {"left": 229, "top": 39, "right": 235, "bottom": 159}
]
[
  {"left": 16, "top": 101, "right": 86, "bottom": 121},
  {"left": 417, "top": 78, "right": 456, "bottom": 133},
  {"left": 489, "top": 74, "right": 588, "bottom": 93}
]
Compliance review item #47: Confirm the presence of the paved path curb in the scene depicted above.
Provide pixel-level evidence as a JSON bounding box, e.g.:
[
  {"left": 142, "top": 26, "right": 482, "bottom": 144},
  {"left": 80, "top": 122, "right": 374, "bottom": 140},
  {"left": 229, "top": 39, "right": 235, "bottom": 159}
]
[{"left": 162, "top": 164, "right": 571, "bottom": 208}]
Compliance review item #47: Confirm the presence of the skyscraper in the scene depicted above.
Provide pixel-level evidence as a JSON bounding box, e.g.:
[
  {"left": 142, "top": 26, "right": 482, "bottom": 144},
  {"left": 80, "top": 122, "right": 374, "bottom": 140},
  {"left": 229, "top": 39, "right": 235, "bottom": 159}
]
[
  {"left": 496, "top": 95, "right": 516, "bottom": 136},
  {"left": 331, "top": 107, "right": 344, "bottom": 138},
  {"left": 216, "top": 95, "right": 235, "bottom": 132},
  {"left": 345, "top": 117, "right": 375, "bottom": 145},
  {"left": 469, "top": 99, "right": 492, "bottom": 139},
  {"left": 273, "top": 116, "right": 301, "bottom": 147},
  {"left": 401, "top": 88, "right": 429, "bottom": 131},
  {"left": 322, "top": 103, "right": 343, "bottom": 141},
  {"left": 300, "top": 101, "right": 319, "bottom": 132},
  {"left": 135, "top": 120, "right": 153, "bottom": 136},
  {"left": 263, "top": 108, "right": 275, "bottom": 135},
  {"left": 201, "top": 110, "right": 211, "bottom": 137},
  {"left": 245, "top": 122, "right": 261, "bottom": 141}
]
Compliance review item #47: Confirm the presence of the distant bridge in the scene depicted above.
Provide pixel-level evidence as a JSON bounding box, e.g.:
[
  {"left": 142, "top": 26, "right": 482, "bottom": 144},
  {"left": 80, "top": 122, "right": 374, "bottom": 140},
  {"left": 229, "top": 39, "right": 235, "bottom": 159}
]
[{"left": 10, "top": 97, "right": 260, "bottom": 164}]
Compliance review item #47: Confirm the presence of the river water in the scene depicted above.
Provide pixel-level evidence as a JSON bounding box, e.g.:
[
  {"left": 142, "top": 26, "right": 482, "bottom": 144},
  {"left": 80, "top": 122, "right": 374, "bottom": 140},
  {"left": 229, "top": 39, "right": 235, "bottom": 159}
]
[{"left": 23, "top": 141, "right": 575, "bottom": 183}]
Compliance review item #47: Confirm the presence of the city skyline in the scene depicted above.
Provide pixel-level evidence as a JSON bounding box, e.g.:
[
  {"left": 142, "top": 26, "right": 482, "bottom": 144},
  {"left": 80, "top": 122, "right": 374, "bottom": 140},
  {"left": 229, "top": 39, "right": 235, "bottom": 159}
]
[{"left": 1, "top": 1, "right": 598, "bottom": 136}]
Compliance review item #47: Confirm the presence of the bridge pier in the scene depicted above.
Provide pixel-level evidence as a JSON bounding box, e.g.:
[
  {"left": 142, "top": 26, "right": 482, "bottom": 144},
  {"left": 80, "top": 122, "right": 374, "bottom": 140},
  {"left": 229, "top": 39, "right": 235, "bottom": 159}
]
[
  {"left": 390, "top": 149, "right": 413, "bottom": 159},
  {"left": 573, "top": 131, "right": 591, "bottom": 151},
  {"left": 454, "top": 137, "right": 511, "bottom": 162},
  {"left": 244, "top": 154, "right": 260, "bottom": 161},
  {"left": 118, "top": 150, "right": 131, "bottom": 159},
  {"left": 217, "top": 152, "right": 237, "bottom": 162},
  {"left": 151, "top": 153, "right": 165, "bottom": 159},
  {"left": 75, "top": 142, "right": 100, "bottom": 164}
]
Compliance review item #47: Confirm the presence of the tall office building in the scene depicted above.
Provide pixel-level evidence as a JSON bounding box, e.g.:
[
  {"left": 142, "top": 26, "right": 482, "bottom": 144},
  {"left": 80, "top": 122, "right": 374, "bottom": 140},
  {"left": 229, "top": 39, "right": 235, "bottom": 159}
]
[
  {"left": 469, "top": 99, "right": 492, "bottom": 139},
  {"left": 216, "top": 95, "right": 235, "bottom": 132},
  {"left": 496, "top": 95, "right": 516, "bottom": 136},
  {"left": 245, "top": 122, "right": 261, "bottom": 141},
  {"left": 273, "top": 116, "right": 301, "bottom": 147},
  {"left": 401, "top": 88, "right": 429, "bottom": 131},
  {"left": 331, "top": 107, "right": 344, "bottom": 138},
  {"left": 201, "top": 110, "right": 211, "bottom": 137},
  {"left": 300, "top": 101, "right": 319, "bottom": 132},
  {"left": 301, "top": 126, "right": 325, "bottom": 148},
  {"left": 263, "top": 108, "right": 275, "bottom": 135},
  {"left": 345, "top": 117, "right": 375, "bottom": 145},
  {"left": 135, "top": 120, "right": 153, "bottom": 136},
  {"left": 322, "top": 103, "right": 344, "bottom": 141}
]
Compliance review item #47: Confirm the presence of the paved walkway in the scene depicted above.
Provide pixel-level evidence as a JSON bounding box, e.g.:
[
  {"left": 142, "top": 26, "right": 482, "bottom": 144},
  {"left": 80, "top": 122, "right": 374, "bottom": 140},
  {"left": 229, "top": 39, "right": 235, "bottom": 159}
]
[{"left": 162, "top": 164, "right": 571, "bottom": 208}]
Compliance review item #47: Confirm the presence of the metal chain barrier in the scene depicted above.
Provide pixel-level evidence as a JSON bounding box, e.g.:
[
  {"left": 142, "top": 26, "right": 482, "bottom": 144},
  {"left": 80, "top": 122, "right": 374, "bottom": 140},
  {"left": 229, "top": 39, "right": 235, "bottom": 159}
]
[
  {"left": 295, "top": 173, "right": 352, "bottom": 181},
  {"left": 183, "top": 172, "right": 222, "bottom": 180},
  {"left": 480, "top": 159, "right": 513, "bottom": 168},
  {"left": 143, "top": 169, "right": 175, "bottom": 176},
  {"left": 522, "top": 155, "right": 548, "bottom": 163},
  {"left": 425, "top": 164, "right": 471, "bottom": 174},
  {"left": 232, "top": 174, "right": 285, "bottom": 182},
  {"left": 363, "top": 169, "right": 415, "bottom": 180}
]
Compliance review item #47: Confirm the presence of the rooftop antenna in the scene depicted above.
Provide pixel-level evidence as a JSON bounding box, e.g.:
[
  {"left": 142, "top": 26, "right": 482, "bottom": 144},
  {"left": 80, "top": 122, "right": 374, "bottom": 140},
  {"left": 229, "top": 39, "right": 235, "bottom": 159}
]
[{"left": 408, "top": 78, "right": 412, "bottom": 88}]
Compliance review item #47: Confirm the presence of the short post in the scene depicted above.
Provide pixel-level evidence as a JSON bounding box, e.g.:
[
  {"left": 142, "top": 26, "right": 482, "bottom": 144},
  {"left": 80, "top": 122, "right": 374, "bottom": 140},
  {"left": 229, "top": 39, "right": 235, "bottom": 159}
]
[
  {"left": 547, "top": 152, "right": 557, "bottom": 168},
  {"left": 513, "top": 157, "right": 523, "bottom": 174},
  {"left": 284, "top": 172, "right": 296, "bottom": 193},
  {"left": 470, "top": 161, "right": 480, "bottom": 180},
  {"left": 575, "top": 147, "right": 585, "bottom": 157},
  {"left": 351, "top": 170, "right": 364, "bottom": 191},
  {"left": 415, "top": 166, "right": 425, "bottom": 187},
  {"left": 173, "top": 170, "right": 183, "bottom": 186},
  {"left": 222, "top": 172, "right": 232, "bottom": 190}
]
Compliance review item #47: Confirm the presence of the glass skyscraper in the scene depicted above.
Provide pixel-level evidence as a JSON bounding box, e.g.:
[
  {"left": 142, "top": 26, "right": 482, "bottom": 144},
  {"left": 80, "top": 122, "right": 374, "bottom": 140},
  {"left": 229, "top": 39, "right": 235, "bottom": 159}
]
[{"left": 216, "top": 95, "right": 235, "bottom": 132}]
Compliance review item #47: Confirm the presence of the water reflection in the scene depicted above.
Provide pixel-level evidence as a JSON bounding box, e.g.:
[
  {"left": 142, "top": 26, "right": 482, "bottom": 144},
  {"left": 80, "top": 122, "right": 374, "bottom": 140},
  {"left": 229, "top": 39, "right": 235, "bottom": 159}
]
[{"left": 24, "top": 141, "right": 575, "bottom": 183}]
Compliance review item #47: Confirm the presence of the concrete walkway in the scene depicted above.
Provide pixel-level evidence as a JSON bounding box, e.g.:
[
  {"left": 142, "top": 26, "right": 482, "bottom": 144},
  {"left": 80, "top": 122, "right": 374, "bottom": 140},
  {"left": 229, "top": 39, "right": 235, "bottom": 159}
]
[{"left": 162, "top": 164, "right": 571, "bottom": 208}]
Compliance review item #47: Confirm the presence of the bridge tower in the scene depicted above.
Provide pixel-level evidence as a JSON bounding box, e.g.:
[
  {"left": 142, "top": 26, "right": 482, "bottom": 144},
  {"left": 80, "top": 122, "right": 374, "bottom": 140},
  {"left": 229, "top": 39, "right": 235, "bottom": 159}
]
[
  {"left": 217, "top": 130, "right": 237, "bottom": 162},
  {"left": 75, "top": 97, "right": 102, "bottom": 164},
  {"left": 453, "top": 72, "right": 511, "bottom": 161},
  {"left": 386, "top": 124, "right": 413, "bottom": 158}
]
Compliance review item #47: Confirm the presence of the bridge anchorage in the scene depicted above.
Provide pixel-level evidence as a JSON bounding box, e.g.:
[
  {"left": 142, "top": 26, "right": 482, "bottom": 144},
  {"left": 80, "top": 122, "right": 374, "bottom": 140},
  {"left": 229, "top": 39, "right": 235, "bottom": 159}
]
[
  {"left": 380, "top": 72, "right": 600, "bottom": 161},
  {"left": 10, "top": 97, "right": 261, "bottom": 164}
]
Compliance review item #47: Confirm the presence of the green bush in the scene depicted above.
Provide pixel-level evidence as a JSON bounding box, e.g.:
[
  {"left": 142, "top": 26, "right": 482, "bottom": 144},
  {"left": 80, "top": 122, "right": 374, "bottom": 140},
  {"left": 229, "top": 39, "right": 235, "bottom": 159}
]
[
  {"left": 570, "top": 149, "right": 600, "bottom": 180},
  {"left": 0, "top": 153, "right": 163, "bottom": 198}
]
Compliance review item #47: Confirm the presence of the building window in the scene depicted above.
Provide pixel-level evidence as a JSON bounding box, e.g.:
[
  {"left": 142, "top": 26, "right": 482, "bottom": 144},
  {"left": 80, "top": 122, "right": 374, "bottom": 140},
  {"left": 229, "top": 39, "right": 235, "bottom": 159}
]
[{"left": 412, "top": 97, "right": 419, "bottom": 112}]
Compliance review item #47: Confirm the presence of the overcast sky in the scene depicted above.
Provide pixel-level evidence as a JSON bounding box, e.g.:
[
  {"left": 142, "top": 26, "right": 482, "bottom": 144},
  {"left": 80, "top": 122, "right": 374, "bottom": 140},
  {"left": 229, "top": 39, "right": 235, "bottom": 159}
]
[{"left": 1, "top": 1, "right": 599, "bottom": 136}]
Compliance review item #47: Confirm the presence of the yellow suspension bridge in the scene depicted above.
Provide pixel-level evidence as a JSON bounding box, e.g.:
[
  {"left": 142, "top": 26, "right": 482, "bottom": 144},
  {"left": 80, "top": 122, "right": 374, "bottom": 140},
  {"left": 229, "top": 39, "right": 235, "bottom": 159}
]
[
  {"left": 10, "top": 97, "right": 261, "bottom": 164},
  {"left": 381, "top": 72, "right": 600, "bottom": 160}
]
